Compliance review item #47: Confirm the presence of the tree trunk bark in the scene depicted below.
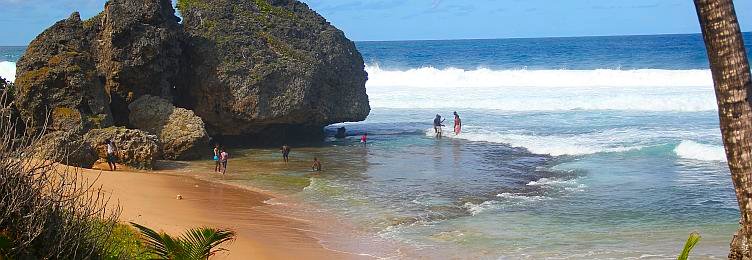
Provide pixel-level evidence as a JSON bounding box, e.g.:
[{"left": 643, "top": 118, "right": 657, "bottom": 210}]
[{"left": 693, "top": 0, "right": 752, "bottom": 258}]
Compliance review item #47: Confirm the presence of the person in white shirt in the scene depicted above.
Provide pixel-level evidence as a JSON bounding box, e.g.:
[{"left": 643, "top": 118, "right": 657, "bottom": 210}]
[{"left": 106, "top": 139, "right": 117, "bottom": 171}]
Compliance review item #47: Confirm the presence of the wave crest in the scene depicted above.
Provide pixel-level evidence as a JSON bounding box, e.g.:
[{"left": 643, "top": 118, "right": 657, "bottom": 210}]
[
  {"left": 0, "top": 61, "right": 14, "bottom": 82},
  {"left": 365, "top": 64, "right": 712, "bottom": 88},
  {"left": 674, "top": 140, "right": 726, "bottom": 161}
]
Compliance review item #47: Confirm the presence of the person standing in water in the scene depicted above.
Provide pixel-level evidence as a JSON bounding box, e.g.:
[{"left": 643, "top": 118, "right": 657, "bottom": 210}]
[
  {"left": 213, "top": 144, "right": 221, "bottom": 172},
  {"left": 453, "top": 111, "right": 462, "bottom": 135},
  {"left": 433, "top": 114, "right": 445, "bottom": 138},
  {"left": 106, "top": 139, "right": 117, "bottom": 171},
  {"left": 219, "top": 148, "right": 229, "bottom": 174},
  {"left": 311, "top": 157, "right": 322, "bottom": 171},
  {"left": 281, "top": 144, "right": 291, "bottom": 163},
  {"left": 361, "top": 132, "right": 368, "bottom": 144}
]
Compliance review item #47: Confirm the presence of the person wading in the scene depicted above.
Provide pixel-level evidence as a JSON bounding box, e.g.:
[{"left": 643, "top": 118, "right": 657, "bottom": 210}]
[
  {"left": 453, "top": 111, "right": 462, "bottom": 135},
  {"left": 213, "top": 144, "right": 221, "bottom": 172},
  {"left": 433, "top": 114, "right": 445, "bottom": 138},
  {"left": 311, "top": 157, "right": 322, "bottom": 171},
  {"left": 281, "top": 144, "right": 291, "bottom": 163},
  {"left": 219, "top": 148, "right": 229, "bottom": 174}
]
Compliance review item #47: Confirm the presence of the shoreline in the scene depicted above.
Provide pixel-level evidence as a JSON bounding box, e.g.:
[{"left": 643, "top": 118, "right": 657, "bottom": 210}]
[{"left": 84, "top": 161, "right": 372, "bottom": 259}]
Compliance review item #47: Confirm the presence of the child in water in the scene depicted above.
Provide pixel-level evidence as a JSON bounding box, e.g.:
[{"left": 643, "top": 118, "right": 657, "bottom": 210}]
[
  {"left": 361, "top": 132, "right": 368, "bottom": 144},
  {"left": 311, "top": 157, "right": 322, "bottom": 171}
]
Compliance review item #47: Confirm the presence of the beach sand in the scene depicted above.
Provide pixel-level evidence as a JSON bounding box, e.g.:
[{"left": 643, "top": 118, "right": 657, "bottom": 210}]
[{"left": 84, "top": 161, "right": 369, "bottom": 260}]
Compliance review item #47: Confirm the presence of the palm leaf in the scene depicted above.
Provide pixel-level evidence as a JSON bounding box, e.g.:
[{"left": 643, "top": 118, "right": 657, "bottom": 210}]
[
  {"left": 678, "top": 231, "right": 701, "bottom": 260},
  {"left": 131, "top": 222, "right": 236, "bottom": 260},
  {"left": 131, "top": 222, "right": 185, "bottom": 259},
  {"left": 181, "top": 227, "right": 236, "bottom": 259}
]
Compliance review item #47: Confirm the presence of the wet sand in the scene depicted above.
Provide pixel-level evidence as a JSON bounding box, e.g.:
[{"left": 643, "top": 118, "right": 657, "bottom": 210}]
[{"left": 84, "top": 161, "right": 369, "bottom": 260}]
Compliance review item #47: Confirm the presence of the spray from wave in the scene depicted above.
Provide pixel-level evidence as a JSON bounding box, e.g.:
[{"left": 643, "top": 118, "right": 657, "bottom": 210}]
[
  {"left": 674, "top": 140, "right": 726, "bottom": 162},
  {"left": 428, "top": 128, "right": 642, "bottom": 156},
  {"left": 365, "top": 64, "right": 712, "bottom": 88},
  {"left": 0, "top": 61, "right": 14, "bottom": 82},
  {"left": 365, "top": 65, "right": 717, "bottom": 111}
]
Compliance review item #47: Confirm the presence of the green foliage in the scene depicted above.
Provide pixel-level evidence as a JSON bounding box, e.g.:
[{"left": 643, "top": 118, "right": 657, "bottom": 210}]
[
  {"left": 258, "top": 31, "right": 310, "bottom": 62},
  {"left": 678, "top": 232, "right": 701, "bottom": 260},
  {"left": 252, "top": 0, "right": 294, "bottom": 19},
  {"left": 102, "top": 223, "right": 155, "bottom": 260},
  {"left": 82, "top": 13, "right": 102, "bottom": 29},
  {"left": 131, "top": 222, "right": 236, "bottom": 260},
  {"left": 176, "top": 0, "right": 208, "bottom": 12},
  {"left": 0, "top": 231, "right": 11, "bottom": 259}
]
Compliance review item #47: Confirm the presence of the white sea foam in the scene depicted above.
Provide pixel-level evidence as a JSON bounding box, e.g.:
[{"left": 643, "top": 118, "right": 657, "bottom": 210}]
[
  {"left": 365, "top": 65, "right": 717, "bottom": 111},
  {"left": 527, "top": 177, "right": 575, "bottom": 186},
  {"left": 463, "top": 201, "right": 499, "bottom": 216},
  {"left": 674, "top": 140, "right": 726, "bottom": 162},
  {"left": 496, "top": 193, "right": 548, "bottom": 201},
  {"left": 365, "top": 64, "right": 712, "bottom": 88},
  {"left": 0, "top": 61, "right": 15, "bottom": 82},
  {"left": 463, "top": 195, "right": 548, "bottom": 215},
  {"left": 430, "top": 128, "right": 643, "bottom": 156}
]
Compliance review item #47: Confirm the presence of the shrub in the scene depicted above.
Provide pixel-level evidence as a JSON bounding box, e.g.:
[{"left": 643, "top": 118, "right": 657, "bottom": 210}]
[{"left": 0, "top": 88, "right": 120, "bottom": 259}]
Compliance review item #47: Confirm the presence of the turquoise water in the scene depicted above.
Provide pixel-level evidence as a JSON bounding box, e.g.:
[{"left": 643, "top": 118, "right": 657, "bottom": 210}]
[{"left": 3, "top": 33, "right": 750, "bottom": 258}]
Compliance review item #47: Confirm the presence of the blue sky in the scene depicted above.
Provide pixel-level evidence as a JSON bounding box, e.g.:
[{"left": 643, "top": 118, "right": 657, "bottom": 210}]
[{"left": 1, "top": 0, "right": 751, "bottom": 45}]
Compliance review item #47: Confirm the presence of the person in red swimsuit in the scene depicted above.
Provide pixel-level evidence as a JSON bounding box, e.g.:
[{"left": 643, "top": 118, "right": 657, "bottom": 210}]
[{"left": 453, "top": 111, "right": 462, "bottom": 135}]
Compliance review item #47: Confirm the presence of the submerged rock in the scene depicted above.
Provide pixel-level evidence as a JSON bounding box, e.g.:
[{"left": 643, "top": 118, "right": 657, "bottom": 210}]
[
  {"left": 128, "top": 95, "right": 209, "bottom": 160},
  {"left": 84, "top": 127, "right": 160, "bottom": 169},
  {"left": 180, "top": 0, "right": 370, "bottom": 142}
]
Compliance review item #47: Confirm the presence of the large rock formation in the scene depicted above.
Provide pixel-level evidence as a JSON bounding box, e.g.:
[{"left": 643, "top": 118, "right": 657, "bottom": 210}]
[
  {"left": 84, "top": 127, "right": 161, "bottom": 169},
  {"left": 14, "top": 0, "right": 370, "bottom": 161},
  {"left": 180, "top": 0, "right": 370, "bottom": 142},
  {"left": 35, "top": 130, "right": 99, "bottom": 168},
  {"left": 128, "top": 95, "right": 209, "bottom": 160},
  {"left": 91, "top": 0, "right": 186, "bottom": 125},
  {"left": 14, "top": 12, "right": 113, "bottom": 131}
]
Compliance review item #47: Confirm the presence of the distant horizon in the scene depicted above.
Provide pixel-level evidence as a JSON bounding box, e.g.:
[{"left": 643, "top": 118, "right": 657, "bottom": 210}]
[
  {"left": 2, "top": 0, "right": 751, "bottom": 46},
  {"left": 3, "top": 31, "right": 752, "bottom": 47}
]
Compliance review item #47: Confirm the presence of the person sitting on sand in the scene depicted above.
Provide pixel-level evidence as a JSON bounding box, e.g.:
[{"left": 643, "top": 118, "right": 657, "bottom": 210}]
[
  {"left": 453, "top": 111, "right": 462, "bottom": 135},
  {"left": 220, "top": 148, "right": 229, "bottom": 174},
  {"left": 361, "top": 132, "right": 368, "bottom": 144},
  {"left": 106, "top": 139, "right": 117, "bottom": 171},
  {"left": 281, "top": 144, "right": 291, "bottom": 163},
  {"left": 213, "top": 144, "right": 221, "bottom": 172},
  {"left": 433, "top": 114, "right": 445, "bottom": 138},
  {"left": 311, "top": 157, "right": 322, "bottom": 171}
]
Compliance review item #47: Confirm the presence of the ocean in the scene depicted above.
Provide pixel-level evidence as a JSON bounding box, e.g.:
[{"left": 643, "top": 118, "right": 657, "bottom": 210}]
[{"left": 3, "top": 33, "right": 752, "bottom": 258}]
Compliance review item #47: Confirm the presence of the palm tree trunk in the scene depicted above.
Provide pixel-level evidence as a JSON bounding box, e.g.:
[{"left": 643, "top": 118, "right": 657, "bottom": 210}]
[{"left": 693, "top": 0, "right": 752, "bottom": 258}]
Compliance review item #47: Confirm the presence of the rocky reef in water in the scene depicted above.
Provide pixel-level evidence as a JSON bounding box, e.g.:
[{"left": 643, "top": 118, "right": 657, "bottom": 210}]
[{"left": 12, "top": 0, "right": 369, "bottom": 168}]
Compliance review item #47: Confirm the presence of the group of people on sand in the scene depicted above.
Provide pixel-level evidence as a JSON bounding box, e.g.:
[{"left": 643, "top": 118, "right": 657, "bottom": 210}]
[{"left": 433, "top": 111, "right": 462, "bottom": 138}]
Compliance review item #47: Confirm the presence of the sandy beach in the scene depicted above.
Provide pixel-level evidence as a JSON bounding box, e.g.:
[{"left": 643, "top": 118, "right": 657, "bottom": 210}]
[{"left": 83, "top": 161, "right": 368, "bottom": 260}]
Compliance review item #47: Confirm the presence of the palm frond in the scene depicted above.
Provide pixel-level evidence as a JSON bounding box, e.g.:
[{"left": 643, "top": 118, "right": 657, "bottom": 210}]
[
  {"left": 131, "top": 222, "right": 236, "bottom": 260},
  {"left": 131, "top": 222, "right": 183, "bottom": 259},
  {"left": 678, "top": 231, "right": 701, "bottom": 260},
  {"left": 181, "top": 227, "right": 236, "bottom": 259}
]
